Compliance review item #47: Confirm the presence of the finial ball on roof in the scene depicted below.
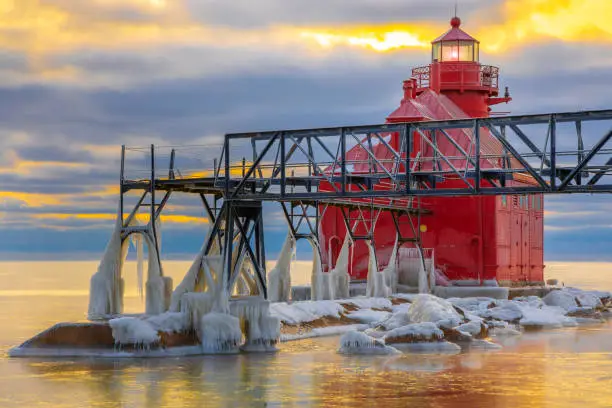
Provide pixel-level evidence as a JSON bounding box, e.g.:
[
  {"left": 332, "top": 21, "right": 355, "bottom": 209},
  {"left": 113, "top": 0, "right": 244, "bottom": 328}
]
[{"left": 450, "top": 16, "right": 461, "bottom": 28}]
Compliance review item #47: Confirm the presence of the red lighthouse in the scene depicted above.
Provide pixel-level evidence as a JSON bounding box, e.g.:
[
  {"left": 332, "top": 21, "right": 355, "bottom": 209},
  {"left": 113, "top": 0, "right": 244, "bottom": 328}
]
[{"left": 320, "top": 17, "right": 545, "bottom": 287}]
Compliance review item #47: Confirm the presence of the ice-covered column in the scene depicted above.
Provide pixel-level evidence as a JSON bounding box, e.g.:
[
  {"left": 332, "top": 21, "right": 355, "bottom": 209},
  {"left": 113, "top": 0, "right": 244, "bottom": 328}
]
[
  {"left": 268, "top": 232, "right": 295, "bottom": 302},
  {"left": 309, "top": 238, "right": 334, "bottom": 300},
  {"left": 366, "top": 240, "right": 391, "bottom": 298},
  {"left": 331, "top": 235, "right": 351, "bottom": 299},
  {"left": 88, "top": 210, "right": 129, "bottom": 319},
  {"left": 381, "top": 236, "right": 399, "bottom": 295}
]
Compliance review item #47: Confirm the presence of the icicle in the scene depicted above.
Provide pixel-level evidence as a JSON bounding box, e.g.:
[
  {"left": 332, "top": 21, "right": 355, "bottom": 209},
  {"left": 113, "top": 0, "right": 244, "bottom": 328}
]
[
  {"left": 417, "top": 246, "right": 429, "bottom": 294},
  {"left": 268, "top": 232, "right": 295, "bottom": 302},
  {"left": 131, "top": 232, "right": 145, "bottom": 301}
]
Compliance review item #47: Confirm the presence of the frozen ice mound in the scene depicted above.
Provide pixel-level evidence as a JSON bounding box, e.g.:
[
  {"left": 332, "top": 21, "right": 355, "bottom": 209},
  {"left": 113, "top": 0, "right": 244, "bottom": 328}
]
[
  {"left": 108, "top": 317, "right": 160, "bottom": 347},
  {"left": 338, "top": 331, "right": 400, "bottom": 355}
]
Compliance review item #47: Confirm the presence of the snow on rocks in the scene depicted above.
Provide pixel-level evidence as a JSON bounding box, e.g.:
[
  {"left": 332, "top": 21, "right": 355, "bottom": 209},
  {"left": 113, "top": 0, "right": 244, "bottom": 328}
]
[
  {"left": 341, "top": 297, "right": 393, "bottom": 311},
  {"left": 346, "top": 310, "right": 392, "bottom": 324},
  {"left": 338, "top": 331, "right": 400, "bottom": 355},
  {"left": 384, "top": 322, "right": 444, "bottom": 344},
  {"left": 108, "top": 317, "right": 160, "bottom": 347},
  {"left": 270, "top": 300, "right": 345, "bottom": 325}
]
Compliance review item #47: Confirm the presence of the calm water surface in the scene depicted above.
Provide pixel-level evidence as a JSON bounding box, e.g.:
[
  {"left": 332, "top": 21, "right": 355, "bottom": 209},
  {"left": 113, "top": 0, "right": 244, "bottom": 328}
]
[{"left": 0, "top": 261, "right": 611, "bottom": 407}]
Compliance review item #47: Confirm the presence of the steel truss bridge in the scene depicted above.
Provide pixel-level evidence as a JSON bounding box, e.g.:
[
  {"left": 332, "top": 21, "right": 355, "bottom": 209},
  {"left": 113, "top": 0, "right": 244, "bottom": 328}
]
[{"left": 118, "top": 109, "right": 612, "bottom": 298}]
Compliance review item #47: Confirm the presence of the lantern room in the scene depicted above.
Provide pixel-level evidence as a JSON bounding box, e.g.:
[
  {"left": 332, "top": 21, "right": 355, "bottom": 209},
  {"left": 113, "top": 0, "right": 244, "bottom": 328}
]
[{"left": 431, "top": 17, "right": 479, "bottom": 62}]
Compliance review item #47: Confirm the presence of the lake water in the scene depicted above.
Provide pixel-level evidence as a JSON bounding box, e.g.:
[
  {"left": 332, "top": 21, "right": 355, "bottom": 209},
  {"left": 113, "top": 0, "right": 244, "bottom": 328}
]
[{"left": 0, "top": 261, "right": 611, "bottom": 407}]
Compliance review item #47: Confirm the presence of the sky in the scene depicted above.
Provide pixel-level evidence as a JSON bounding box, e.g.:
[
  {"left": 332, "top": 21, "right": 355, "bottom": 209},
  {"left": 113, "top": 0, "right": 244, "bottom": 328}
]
[{"left": 2, "top": 0, "right": 612, "bottom": 261}]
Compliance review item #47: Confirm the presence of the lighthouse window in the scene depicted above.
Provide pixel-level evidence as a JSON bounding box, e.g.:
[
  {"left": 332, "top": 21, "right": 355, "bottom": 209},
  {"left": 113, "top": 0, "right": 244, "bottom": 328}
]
[
  {"left": 432, "top": 43, "right": 442, "bottom": 61},
  {"left": 439, "top": 40, "right": 477, "bottom": 62},
  {"left": 441, "top": 42, "right": 460, "bottom": 61},
  {"left": 458, "top": 41, "right": 474, "bottom": 61},
  {"left": 501, "top": 195, "right": 507, "bottom": 208}
]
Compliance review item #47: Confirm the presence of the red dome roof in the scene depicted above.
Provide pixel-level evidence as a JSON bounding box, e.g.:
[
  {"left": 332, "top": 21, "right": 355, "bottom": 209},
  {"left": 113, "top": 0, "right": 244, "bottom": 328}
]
[{"left": 432, "top": 17, "right": 478, "bottom": 43}]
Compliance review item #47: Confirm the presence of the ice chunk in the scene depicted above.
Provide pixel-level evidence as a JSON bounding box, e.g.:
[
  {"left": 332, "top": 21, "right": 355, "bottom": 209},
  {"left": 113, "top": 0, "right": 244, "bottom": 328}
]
[
  {"left": 482, "top": 302, "right": 523, "bottom": 322},
  {"left": 338, "top": 331, "right": 400, "bottom": 355},
  {"left": 384, "top": 322, "right": 444, "bottom": 344},
  {"left": 199, "top": 312, "right": 242, "bottom": 354},
  {"left": 519, "top": 307, "right": 577, "bottom": 329},
  {"left": 109, "top": 317, "right": 159, "bottom": 346},
  {"left": 407, "top": 294, "right": 463, "bottom": 327},
  {"left": 456, "top": 320, "right": 487, "bottom": 338},
  {"left": 542, "top": 290, "right": 579, "bottom": 312}
]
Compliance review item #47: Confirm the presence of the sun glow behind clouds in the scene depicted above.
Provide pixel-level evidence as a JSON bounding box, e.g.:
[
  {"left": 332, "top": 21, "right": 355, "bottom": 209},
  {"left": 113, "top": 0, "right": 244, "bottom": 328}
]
[
  {"left": 300, "top": 0, "right": 612, "bottom": 53},
  {"left": 300, "top": 26, "right": 435, "bottom": 52}
]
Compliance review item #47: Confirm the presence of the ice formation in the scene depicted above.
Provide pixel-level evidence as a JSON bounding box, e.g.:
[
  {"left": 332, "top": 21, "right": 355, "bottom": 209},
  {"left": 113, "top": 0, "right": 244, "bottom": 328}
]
[
  {"left": 88, "top": 211, "right": 130, "bottom": 319},
  {"left": 108, "top": 317, "right": 160, "bottom": 346},
  {"left": 199, "top": 312, "right": 242, "bottom": 353},
  {"left": 330, "top": 235, "right": 351, "bottom": 299},
  {"left": 180, "top": 292, "right": 216, "bottom": 327},
  {"left": 384, "top": 322, "right": 444, "bottom": 343},
  {"left": 338, "top": 331, "right": 400, "bottom": 355},
  {"left": 230, "top": 297, "right": 280, "bottom": 351},
  {"left": 145, "top": 312, "right": 188, "bottom": 333},
  {"left": 342, "top": 297, "right": 392, "bottom": 310},
  {"left": 268, "top": 233, "right": 295, "bottom": 302}
]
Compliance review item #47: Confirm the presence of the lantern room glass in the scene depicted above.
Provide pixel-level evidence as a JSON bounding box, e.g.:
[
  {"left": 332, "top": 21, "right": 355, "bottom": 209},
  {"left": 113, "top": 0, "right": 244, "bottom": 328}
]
[{"left": 433, "top": 40, "right": 479, "bottom": 62}]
